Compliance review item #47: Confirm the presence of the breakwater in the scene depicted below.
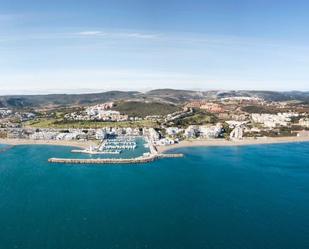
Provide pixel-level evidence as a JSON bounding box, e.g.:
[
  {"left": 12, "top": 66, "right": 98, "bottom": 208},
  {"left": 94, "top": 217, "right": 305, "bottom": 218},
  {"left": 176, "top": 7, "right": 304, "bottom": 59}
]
[{"left": 48, "top": 153, "right": 184, "bottom": 165}]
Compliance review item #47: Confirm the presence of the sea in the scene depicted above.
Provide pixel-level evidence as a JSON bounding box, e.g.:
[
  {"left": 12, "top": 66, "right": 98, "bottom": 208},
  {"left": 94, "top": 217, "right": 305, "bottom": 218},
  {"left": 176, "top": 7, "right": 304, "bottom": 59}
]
[{"left": 0, "top": 142, "right": 309, "bottom": 249}]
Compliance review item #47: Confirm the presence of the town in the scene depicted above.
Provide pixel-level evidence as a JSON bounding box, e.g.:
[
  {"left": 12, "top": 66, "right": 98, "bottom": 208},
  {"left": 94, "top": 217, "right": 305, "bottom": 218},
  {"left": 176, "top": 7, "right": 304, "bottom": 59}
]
[{"left": 1, "top": 91, "right": 309, "bottom": 156}]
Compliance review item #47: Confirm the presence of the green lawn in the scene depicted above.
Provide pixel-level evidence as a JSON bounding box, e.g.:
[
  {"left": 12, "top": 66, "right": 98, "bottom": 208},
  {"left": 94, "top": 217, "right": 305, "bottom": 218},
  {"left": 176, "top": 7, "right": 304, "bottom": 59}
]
[
  {"left": 24, "top": 118, "right": 158, "bottom": 129},
  {"left": 172, "top": 110, "right": 218, "bottom": 127}
]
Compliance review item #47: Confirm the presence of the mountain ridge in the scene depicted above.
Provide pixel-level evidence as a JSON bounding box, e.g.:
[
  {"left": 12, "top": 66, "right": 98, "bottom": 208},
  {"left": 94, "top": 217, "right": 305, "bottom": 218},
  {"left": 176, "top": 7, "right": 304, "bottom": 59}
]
[{"left": 1, "top": 89, "right": 309, "bottom": 109}]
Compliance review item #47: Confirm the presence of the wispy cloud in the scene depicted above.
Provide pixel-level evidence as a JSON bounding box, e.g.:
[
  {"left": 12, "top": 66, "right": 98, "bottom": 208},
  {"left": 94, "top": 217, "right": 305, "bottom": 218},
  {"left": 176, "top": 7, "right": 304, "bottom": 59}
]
[
  {"left": 77, "top": 31, "right": 105, "bottom": 36},
  {"left": 0, "top": 26, "right": 305, "bottom": 52},
  {"left": 0, "top": 30, "right": 161, "bottom": 46},
  {"left": 117, "top": 32, "right": 159, "bottom": 39},
  {"left": 75, "top": 30, "right": 160, "bottom": 39}
]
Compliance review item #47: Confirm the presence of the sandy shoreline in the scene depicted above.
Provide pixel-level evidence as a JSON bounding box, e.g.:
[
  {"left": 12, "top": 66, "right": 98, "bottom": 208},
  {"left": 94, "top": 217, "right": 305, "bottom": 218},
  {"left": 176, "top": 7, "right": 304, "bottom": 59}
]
[
  {"left": 1, "top": 136, "right": 309, "bottom": 153},
  {"left": 0, "top": 139, "right": 97, "bottom": 149},
  {"left": 157, "top": 136, "right": 309, "bottom": 153}
]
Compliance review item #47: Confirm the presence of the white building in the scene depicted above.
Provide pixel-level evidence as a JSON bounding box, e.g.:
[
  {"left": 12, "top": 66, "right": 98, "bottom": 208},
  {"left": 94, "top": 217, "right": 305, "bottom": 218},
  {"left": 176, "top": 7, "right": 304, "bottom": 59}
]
[
  {"left": 299, "top": 118, "right": 309, "bottom": 128},
  {"left": 145, "top": 128, "right": 160, "bottom": 143},
  {"left": 198, "top": 124, "right": 223, "bottom": 139},
  {"left": 184, "top": 126, "right": 198, "bottom": 138},
  {"left": 97, "top": 110, "right": 128, "bottom": 121},
  {"left": 155, "top": 138, "right": 176, "bottom": 146},
  {"left": 68, "top": 106, "right": 128, "bottom": 122},
  {"left": 225, "top": 120, "right": 248, "bottom": 129},
  {"left": 251, "top": 113, "right": 298, "bottom": 128},
  {"left": 95, "top": 129, "right": 108, "bottom": 140},
  {"left": 298, "top": 130, "right": 309, "bottom": 137},
  {"left": 85, "top": 103, "right": 114, "bottom": 115},
  {"left": 29, "top": 131, "right": 58, "bottom": 140},
  {"left": 184, "top": 124, "right": 223, "bottom": 139},
  {"left": 230, "top": 126, "right": 244, "bottom": 140},
  {"left": 166, "top": 127, "right": 182, "bottom": 136},
  {"left": 0, "top": 108, "right": 12, "bottom": 117}
]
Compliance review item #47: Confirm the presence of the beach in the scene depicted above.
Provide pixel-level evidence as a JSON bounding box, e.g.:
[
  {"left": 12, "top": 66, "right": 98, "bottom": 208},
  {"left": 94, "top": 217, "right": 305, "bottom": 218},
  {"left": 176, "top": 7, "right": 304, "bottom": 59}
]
[
  {"left": 1, "top": 136, "right": 309, "bottom": 154},
  {"left": 157, "top": 136, "right": 309, "bottom": 153},
  {"left": 0, "top": 138, "right": 97, "bottom": 149}
]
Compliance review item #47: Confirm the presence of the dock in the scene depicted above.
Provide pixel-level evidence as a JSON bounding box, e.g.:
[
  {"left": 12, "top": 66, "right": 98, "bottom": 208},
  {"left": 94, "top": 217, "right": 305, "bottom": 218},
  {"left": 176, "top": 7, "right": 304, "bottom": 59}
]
[
  {"left": 48, "top": 153, "right": 184, "bottom": 165},
  {"left": 99, "top": 137, "right": 137, "bottom": 151},
  {"left": 71, "top": 149, "right": 121, "bottom": 155}
]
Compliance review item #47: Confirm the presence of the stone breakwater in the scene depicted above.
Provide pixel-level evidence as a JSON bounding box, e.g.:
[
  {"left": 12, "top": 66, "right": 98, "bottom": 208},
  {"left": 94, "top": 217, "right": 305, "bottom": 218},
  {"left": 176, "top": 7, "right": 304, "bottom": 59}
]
[{"left": 48, "top": 153, "right": 184, "bottom": 165}]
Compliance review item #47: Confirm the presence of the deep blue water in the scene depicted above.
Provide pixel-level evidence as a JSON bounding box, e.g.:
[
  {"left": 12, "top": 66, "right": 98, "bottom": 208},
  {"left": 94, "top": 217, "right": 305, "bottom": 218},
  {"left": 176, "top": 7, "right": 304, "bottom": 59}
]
[{"left": 0, "top": 142, "right": 309, "bottom": 249}]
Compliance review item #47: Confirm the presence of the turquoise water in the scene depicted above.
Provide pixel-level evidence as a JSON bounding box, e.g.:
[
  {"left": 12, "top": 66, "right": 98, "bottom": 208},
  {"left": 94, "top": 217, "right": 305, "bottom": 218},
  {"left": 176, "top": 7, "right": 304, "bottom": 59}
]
[
  {"left": 0, "top": 144, "right": 9, "bottom": 149},
  {"left": 0, "top": 143, "right": 309, "bottom": 249}
]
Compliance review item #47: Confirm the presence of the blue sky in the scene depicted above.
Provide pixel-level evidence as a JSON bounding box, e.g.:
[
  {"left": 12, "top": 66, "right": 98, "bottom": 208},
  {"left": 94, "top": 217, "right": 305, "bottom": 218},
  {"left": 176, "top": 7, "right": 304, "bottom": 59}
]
[{"left": 0, "top": 0, "right": 309, "bottom": 93}]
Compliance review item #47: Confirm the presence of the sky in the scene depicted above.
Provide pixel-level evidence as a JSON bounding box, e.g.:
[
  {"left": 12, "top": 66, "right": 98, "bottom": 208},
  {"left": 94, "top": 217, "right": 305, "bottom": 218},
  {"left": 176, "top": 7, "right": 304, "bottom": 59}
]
[{"left": 0, "top": 0, "right": 309, "bottom": 93}]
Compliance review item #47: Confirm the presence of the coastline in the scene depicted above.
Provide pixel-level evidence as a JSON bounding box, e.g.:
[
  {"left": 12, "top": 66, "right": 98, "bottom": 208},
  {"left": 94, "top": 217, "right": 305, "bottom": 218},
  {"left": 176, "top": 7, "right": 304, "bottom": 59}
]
[
  {"left": 1, "top": 136, "right": 309, "bottom": 154},
  {"left": 156, "top": 136, "right": 309, "bottom": 153},
  {"left": 0, "top": 138, "right": 97, "bottom": 149}
]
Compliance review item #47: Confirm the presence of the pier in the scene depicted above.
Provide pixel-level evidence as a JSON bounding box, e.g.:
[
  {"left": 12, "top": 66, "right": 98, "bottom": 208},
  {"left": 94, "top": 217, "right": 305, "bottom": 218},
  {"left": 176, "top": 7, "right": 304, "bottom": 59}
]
[
  {"left": 48, "top": 153, "right": 184, "bottom": 165},
  {"left": 71, "top": 149, "right": 121, "bottom": 155}
]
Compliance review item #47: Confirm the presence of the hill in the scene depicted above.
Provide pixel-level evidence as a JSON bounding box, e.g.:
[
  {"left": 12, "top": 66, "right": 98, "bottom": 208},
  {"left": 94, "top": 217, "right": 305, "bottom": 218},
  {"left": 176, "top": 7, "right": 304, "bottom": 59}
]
[
  {"left": 0, "top": 91, "right": 140, "bottom": 109},
  {"left": 1, "top": 89, "right": 309, "bottom": 109},
  {"left": 113, "top": 101, "right": 180, "bottom": 118}
]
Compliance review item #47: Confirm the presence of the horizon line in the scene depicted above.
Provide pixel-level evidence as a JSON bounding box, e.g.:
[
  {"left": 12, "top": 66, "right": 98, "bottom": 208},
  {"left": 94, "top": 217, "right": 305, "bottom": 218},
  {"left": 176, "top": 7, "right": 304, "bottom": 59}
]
[{"left": 1, "top": 88, "right": 309, "bottom": 96}]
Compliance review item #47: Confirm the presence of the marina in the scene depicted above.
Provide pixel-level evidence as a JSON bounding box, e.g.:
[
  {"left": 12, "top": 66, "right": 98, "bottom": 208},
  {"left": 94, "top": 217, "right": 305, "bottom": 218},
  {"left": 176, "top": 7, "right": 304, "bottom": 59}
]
[
  {"left": 71, "top": 136, "right": 138, "bottom": 155},
  {"left": 47, "top": 135, "right": 184, "bottom": 164}
]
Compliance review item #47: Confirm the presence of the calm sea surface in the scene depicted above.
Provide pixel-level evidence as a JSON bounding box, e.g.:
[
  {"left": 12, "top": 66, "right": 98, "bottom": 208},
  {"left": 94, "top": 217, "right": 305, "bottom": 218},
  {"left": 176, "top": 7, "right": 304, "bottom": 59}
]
[{"left": 0, "top": 142, "right": 309, "bottom": 249}]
